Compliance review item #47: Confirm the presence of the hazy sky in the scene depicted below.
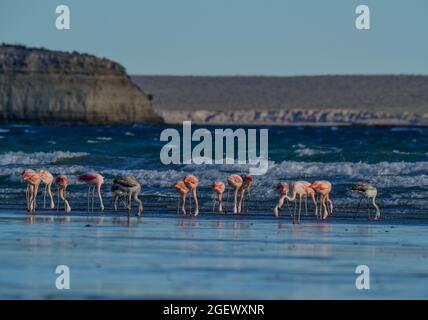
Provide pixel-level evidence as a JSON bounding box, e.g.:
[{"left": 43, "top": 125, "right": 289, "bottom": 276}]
[{"left": 1, "top": 0, "right": 427, "bottom": 76}]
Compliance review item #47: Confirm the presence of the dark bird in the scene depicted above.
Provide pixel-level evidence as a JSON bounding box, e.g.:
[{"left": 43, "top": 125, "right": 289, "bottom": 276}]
[
  {"left": 352, "top": 183, "right": 380, "bottom": 220},
  {"left": 111, "top": 176, "right": 143, "bottom": 216}
]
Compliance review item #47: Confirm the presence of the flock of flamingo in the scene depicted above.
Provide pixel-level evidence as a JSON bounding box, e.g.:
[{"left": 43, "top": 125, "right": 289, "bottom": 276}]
[{"left": 20, "top": 169, "right": 381, "bottom": 222}]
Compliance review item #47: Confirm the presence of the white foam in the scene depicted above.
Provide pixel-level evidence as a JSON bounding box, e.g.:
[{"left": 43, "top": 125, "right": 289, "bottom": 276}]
[
  {"left": 96, "top": 137, "right": 113, "bottom": 141},
  {"left": 0, "top": 151, "right": 89, "bottom": 166},
  {"left": 293, "top": 145, "right": 341, "bottom": 157},
  {"left": 393, "top": 150, "right": 412, "bottom": 155}
]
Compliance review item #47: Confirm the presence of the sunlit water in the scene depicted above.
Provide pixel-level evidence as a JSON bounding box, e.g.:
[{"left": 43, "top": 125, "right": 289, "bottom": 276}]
[{"left": 0, "top": 124, "right": 428, "bottom": 299}]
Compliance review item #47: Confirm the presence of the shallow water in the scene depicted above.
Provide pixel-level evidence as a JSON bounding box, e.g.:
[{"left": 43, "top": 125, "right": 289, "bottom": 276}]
[{"left": 0, "top": 211, "right": 427, "bottom": 299}]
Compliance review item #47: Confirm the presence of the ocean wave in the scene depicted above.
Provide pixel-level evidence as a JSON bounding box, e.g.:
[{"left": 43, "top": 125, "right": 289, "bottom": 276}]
[
  {"left": 293, "top": 144, "right": 341, "bottom": 157},
  {"left": 393, "top": 150, "right": 412, "bottom": 155},
  {"left": 96, "top": 137, "right": 113, "bottom": 141},
  {"left": 390, "top": 127, "right": 427, "bottom": 133},
  {"left": 0, "top": 151, "right": 89, "bottom": 166}
]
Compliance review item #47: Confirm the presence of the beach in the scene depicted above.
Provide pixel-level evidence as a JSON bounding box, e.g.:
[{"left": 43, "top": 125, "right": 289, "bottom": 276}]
[{"left": 1, "top": 211, "right": 428, "bottom": 299}]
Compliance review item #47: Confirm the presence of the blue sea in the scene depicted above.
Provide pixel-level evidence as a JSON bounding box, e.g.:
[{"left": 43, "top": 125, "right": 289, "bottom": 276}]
[
  {"left": 0, "top": 124, "right": 427, "bottom": 215},
  {"left": 0, "top": 124, "right": 428, "bottom": 299}
]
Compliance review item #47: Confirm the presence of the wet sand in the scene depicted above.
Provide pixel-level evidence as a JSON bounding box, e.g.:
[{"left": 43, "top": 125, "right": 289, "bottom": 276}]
[{"left": 0, "top": 211, "right": 428, "bottom": 299}]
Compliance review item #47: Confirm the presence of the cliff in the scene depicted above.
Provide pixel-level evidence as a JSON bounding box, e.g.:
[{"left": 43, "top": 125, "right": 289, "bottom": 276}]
[
  {"left": 0, "top": 44, "right": 163, "bottom": 124},
  {"left": 133, "top": 75, "right": 428, "bottom": 126}
]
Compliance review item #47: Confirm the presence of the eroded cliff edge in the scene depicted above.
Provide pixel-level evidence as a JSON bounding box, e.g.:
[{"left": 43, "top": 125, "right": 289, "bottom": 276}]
[{"left": 0, "top": 44, "right": 163, "bottom": 124}]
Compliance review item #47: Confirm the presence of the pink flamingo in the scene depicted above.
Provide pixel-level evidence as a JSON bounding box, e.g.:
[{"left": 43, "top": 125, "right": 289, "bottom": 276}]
[
  {"left": 227, "top": 174, "right": 243, "bottom": 213},
  {"left": 78, "top": 172, "right": 105, "bottom": 212},
  {"left": 311, "top": 181, "right": 333, "bottom": 220},
  {"left": 238, "top": 175, "right": 253, "bottom": 213},
  {"left": 274, "top": 182, "right": 290, "bottom": 217},
  {"left": 212, "top": 181, "right": 225, "bottom": 213},
  {"left": 174, "top": 181, "right": 190, "bottom": 215},
  {"left": 183, "top": 175, "right": 199, "bottom": 216},
  {"left": 56, "top": 175, "right": 71, "bottom": 213},
  {"left": 39, "top": 170, "right": 55, "bottom": 209},
  {"left": 21, "top": 169, "right": 41, "bottom": 213},
  {"left": 285, "top": 181, "right": 318, "bottom": 224}
]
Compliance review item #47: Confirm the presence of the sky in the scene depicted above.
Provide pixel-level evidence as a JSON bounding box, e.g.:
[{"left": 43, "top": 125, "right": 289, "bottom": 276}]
[{"left": 0, "top": 0, "right": 427, "bottom": 76}]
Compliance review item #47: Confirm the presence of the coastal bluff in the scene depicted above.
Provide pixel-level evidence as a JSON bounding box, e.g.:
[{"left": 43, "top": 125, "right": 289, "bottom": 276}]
[
  {"left": 0, "top": 44, "right": 162, "bottom": 124},
  {"left": 134, "top": 75, "right": 428, "bottom": 126}
]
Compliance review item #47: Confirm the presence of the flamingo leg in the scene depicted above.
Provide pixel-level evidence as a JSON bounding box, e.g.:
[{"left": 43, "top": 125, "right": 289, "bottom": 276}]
[
  {"left": 218, "top": 193, "right": 223, "bottom": 213},
  {"left": 233, "top": 189, "right": 239, "bottom": 214},
  {"left": 238, "top": 189, "right": 245, "bottom": 214},
  {"left": 113, "top": 194, "right": 119, "bottom": 211},
  {"left": 285, "top": 199, "right": 292, "bottom": 217},
  {"left": 298, "top": 195, "right": 302, "bottom": 224},
  {"left": 176, "top": 194, "right": 180, "bottom": 214},
  {"left": 322, "top": 195, "right": 328, "bottom": 220},
  {"left": 91, "top": 186, "right": 95, "bottom": 212},
  {"left": 134, "top": 191, "right": 143, "bottom": 216},
  {"left": 34, "top": 183, "right": 40, "bottom": 211},
  {"left": 43, "top": 184, "right": 47, "bottom": 209},
  {"left": 87, "top": 186, "right": 90, "bottom": 212},
  {"left": 225, "top": 188, "right": 230, "bottom": 213},
  {"left": 57, "top": 189, "right": 60, "bottom": 211},
  {"left": 367, "top": 198, "right": 372, "bottom": 220},
  {"left": 127, "top": 192, "right": 132, "bottom": 213},
  {"left": 25, "top": 185, "right": 30, "bottom": 211},
  {"left": 97, "top": 184, "right": 104, "bottom": 212},
  {"left": 327, "top": 194, "right": 333, "bottom": 215},
  {"left": 189, "top": 191, "right": 192, "bottom": 214},
  {"left": 310, "top": 193, "right": 318, "bottom": 218},
  {"left": 293, "top": 199, "right": 297, "bottom": 224},
  {"left": 48, "top": 183, "right": 55, "bottom": 209},
  {"left": 181, "top": 193, "right": 187, "bottom": 215},
  {"left": 193, "top": 188, "right": 199, "bottom": 216},
  {"left": 212, "top": 193, "right": 216, "bottom": 213},
  {"left": 63, "top": 189, "right": 71, "bottom": 213},
  {"left": 304, "top": 194, "right": 308, "bottom": 216}
]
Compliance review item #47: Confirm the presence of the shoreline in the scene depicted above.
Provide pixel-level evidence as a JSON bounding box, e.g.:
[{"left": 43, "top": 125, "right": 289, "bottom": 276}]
[
  {"left": 1, "top": 211, "right": 428, "bottom": 299},
  {"left": 1, "top": 210, "right": 428, "bottom": 226}
]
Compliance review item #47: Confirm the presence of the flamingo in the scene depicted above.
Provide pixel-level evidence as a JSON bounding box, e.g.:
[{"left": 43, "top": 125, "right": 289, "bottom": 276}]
[
  {"left": 112, "top": 176, "right": 143, "bottom": 216},
  {"left": 39, "top": 170, "right": 55, "bottom": 209},
  {"left": 183, "top": 175, "right": 199, "bottom": 216},
  {"left": 285, "top": 181, "right": 318, "bottom": 224},
  {"left": 212, "top": 181, "right": 225, "bottom": 213},
  {"left": 352, "top": 183, "right": 380, "bottom": 220},
  {"left": 227, "top": 174, "right": 243, "bottom": 214},
  {"left": 311, "top": 180, "right": 333, "bottom": 220},
  {"left": 238, "top": 175, "right": 253, "bottom": 213},
  {"left": 174, "top": 181, "right": 190, "bottom": 215},
  {"left": 21, "top": 169, "right": 41, "bottom": 213},
  {"left": 77, "top": 172, "right": 105, "bottom": 212},
  {"left": 55, "top": 175, "right": 71, "bottom": 213},
  {"left": 274, "top": 182, "right": 290, "bottom": 217}
]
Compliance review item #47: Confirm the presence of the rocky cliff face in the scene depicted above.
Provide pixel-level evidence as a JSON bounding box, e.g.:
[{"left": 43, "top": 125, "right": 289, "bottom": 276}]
[{"left": 0, "top": 44, "right": 163, "bottom": 124}]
